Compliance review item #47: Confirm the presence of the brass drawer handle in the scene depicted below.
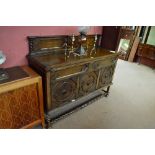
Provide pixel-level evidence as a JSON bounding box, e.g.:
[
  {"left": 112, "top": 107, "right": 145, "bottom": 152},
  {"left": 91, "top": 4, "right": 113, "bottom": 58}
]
[{"left": 55, "top": 65, "right": 88, "bottom": 81}]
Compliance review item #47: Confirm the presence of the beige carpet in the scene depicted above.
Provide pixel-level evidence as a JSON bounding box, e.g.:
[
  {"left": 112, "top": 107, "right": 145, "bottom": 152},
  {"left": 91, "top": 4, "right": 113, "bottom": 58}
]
[{"left": 52, "top": 60, "right": 155, "bottom": 129}]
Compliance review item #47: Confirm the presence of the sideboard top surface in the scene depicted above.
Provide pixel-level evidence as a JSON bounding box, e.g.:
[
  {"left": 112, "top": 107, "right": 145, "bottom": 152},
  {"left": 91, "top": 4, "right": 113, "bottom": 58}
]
[
  {"left": 28, "top": 48, "right": 118, "bottom": 70},
  {"left": 27, "top": 35, "right": 119, "bottom": 71}
]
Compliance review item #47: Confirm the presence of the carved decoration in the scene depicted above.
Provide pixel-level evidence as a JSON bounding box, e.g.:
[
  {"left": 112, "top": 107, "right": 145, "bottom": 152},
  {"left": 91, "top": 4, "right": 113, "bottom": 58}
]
[
  {"left": 28, "top": 36, "right": 68, "bottom": 55},
  {"left": 28, "top": 35, "right": 101, "bottom": 56},
  {"left": 52, "top": 78, "right": 77, "bottom": 109},
  {"left": 99, "top": 64, "right": 115, "bottom": 88},
  {"left": 79, "top": 72, "right": 97, "bottom": 96},
  {"left": 0, "top": 84, "right": 40, "bottom": 129}
]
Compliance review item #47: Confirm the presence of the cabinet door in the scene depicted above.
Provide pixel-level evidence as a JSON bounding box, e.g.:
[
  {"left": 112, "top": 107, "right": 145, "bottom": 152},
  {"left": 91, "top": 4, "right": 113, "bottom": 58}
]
[
  {"left": 98, "top": 64, "right": 116, "bottom": 88},
  {"left": 51, "top": 77, "right": 77, "bottom": 109},
  {"left": 79, "top": 71, "right": 98, "bottom": 97}
]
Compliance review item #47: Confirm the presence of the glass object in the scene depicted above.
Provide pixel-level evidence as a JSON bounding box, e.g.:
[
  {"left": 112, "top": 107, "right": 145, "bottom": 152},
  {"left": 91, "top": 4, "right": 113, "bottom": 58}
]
[
  {"left": 0, "top": 50, "right": 9, "bottom": 81},
  {"left": 0, "top": 50, "right": 6, "bottom": 65},
  {"left": 74, "top": 26, "right": 90, "bottom": 56},
  {"left": 117, "top": 39, "right": 130, "bottom": 58}
]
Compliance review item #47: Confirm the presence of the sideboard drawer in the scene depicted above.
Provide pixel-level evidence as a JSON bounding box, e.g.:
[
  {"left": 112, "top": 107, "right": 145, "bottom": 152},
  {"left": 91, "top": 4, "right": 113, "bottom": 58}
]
[{"left": 53, "top": 64, "right": 89, "bottom": 81}]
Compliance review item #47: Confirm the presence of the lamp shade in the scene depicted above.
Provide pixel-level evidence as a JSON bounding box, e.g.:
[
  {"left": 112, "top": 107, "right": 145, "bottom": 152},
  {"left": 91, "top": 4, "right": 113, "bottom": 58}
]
[{"left": 78, "top": 26, "right": 90, "bottom": 35}]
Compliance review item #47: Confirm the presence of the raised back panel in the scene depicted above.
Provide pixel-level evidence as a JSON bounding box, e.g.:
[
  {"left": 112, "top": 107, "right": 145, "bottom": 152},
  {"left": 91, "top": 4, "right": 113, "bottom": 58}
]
[
  {"left": 28, "top": 35, "right": 102, "bottom": 56},
  {"left": 28, "top": 36, "right": 68, "bottom": 55}
]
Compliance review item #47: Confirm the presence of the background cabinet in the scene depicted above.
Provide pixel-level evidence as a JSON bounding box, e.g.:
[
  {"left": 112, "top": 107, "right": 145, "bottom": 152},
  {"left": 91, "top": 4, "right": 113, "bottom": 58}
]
[
  {"left": 101, "top": 26, "right": 136, "bottom": 60},
  {"left": 136, "top": 43, "right": 155, "bottom": 68},
  {"left": 101, "top": 26, "right": 121, "bottom": 51}
]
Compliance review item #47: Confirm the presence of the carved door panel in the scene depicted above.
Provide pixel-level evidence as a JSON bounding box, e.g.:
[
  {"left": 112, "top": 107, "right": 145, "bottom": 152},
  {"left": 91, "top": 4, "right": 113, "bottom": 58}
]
[
  {"left": 79, "top": 71, "right": 98, "bottom": 97},
  {"left": 51, "top": 77, "right": 77, "bottom": 109},
  {"left": 98, "top": 64, "right": 116, "bottom": 88}
]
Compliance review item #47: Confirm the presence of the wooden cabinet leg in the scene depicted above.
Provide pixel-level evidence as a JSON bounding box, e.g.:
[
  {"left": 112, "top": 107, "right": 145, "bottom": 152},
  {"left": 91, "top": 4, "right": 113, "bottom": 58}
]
[
  {"left": 45, "top": 116, "right": 52, "bottom": 129},
  {"left": 102, "top": 86, "right": 110, "bottom": 97}
]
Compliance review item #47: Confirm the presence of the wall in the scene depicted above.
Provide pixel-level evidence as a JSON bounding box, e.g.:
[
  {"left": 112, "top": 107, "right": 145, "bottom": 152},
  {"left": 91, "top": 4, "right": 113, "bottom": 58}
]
[
  {"left": 147, "top": 26, "right": 155, "bottom": 46},
  {"left": 0, "top": 26, "right": 102, "bottom": 68}
]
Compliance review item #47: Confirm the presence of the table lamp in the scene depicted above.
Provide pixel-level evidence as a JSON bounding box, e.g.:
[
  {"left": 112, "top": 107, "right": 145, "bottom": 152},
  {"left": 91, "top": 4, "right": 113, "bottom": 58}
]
[{"left": 74, "top": 26, "right": 90, "bottom": 56}]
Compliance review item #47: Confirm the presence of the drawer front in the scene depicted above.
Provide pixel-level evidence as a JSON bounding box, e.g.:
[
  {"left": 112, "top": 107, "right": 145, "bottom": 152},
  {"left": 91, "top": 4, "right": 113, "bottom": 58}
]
[{"left": 54, "top": 64, "right": 89, "bottom": 81}]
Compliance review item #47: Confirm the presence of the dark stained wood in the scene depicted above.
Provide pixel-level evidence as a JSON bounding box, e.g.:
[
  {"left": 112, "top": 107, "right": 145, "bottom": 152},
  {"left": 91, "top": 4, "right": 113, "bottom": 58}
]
[
  {"left": 28, "top": 48, "right": 117, "bottom": 70},
  {"left": 27, "top": 35, "right": 119, "bottom": 124},
  {"left": 101, "top": 26, "right": 121, "bottom": 51},
  {"left": 52, "top": 77, "right": 77, "bottom": 109},
  {"left": 28, "top": 35, "right": 68, "bottom": 55},
  {"left": 101, "top": 27, "right": 136, "bottom": 60},
  {"left": 28, "top": 35, "right": 102, "bottom": 56},
  {"left": 136, "top": 43, "right": 155, "bottom": 68},
  {"left": 79, "top": 71, "right": 98, "bottom": 96},
  {"left": 118, "top": 29, "right": 135, "bottom": 40}
]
